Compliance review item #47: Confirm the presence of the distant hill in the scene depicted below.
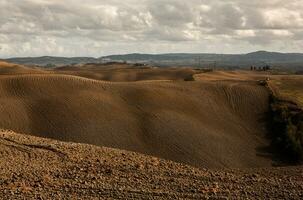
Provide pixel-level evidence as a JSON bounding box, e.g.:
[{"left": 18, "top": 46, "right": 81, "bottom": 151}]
[
  {"left": 103, "top": 51, "right": 303, "bottom": 69},
  {"left": 3, "top": 56, "right": 99, "bottom": 67},
  {"left": 3, "top": 51, "right": 303, "bottom": 69}
]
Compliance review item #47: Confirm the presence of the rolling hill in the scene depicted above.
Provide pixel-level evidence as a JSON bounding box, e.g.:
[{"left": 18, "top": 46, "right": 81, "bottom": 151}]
[
  {"left": 54, "top": 64, "right": 199, "bottom": 82},
  {"left": 103, "top": 51, "right": 303, "bottom": 69},
  {"left": 0, "top": 61, "right": 45, "bottom": 75},
  {"left": 0, "top": 70, "right": 273, "bottom": 168},
  {"left": 0, "top": 61, "right": 302, "bottom": 198},
  {"left": 3, "top": 56, "right": 98, "bottom": 66},
  {"left": 3, "top": 51, "right": 303, "bottom": 70}
]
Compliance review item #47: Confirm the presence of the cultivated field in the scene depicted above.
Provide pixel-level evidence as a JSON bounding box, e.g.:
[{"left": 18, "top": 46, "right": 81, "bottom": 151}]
[
  {"left": 54, "top": 64, "right": 199, "bottom": 82},
  {"left": 0, "top": 129, "right": 302, "bottom": 199},
  {"left": 270, "top": 78, "right": 303, "bottom": 106},
  {"left": 0, "top": 61, "right": 302, "bottom": 198},
  {"left": 0, "top": 62, "right": 274, "bottom": 168}
]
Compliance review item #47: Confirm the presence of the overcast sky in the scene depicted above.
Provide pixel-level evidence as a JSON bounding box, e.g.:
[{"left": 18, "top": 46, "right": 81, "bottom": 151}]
[{"left": 0, "top": 0, "right": 302, "bottom": 58}]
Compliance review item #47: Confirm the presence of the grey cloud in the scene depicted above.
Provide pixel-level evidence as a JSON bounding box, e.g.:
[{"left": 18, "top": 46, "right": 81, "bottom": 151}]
[
  {"left": 0, "top": 0, "right": 302, "bottom": 57},
  {"left": 148, "top": 0, "right": 195, "bottom": 27}
]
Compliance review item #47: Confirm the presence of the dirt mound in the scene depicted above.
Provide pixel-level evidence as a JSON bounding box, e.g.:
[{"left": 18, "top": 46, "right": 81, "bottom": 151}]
[
  {"left": 0, "top": 130, "right": 302, "bottom": 199},
  {"left": 0, "top": 73, "right": 273, "bottom": 168}
]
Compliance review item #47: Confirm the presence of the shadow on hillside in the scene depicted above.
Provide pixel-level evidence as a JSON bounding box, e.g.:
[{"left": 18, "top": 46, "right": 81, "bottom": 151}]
[{"left": 255, "top": 111, "right": 301, "bottom": 167}]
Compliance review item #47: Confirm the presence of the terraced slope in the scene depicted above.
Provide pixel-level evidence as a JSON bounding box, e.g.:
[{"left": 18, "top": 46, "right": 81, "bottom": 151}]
[{"left": 0, "top": 73, "right": 272, "bottom": 168}]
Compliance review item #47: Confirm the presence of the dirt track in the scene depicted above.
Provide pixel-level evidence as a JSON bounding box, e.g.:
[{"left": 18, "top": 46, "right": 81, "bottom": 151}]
[
  {"left": 0, "top": 67, "right": 273, "bottom": 168},
  {"left": 0, "top": 130, "right": 302, "bottom": 199}
]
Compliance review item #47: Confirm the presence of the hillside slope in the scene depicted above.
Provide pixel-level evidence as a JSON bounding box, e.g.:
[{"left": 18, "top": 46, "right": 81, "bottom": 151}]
[
  {"left": 0, "top": 130, "right": 302, "bottom": 199},
  {"left": 54, "top": 64, "right": 198, "bottom": 82},
  {"left": 0, "top": 73, "right": 272, "bottom": 168},
  {"left": 0, "top": 61, "right": 44, "bottom": 75}
]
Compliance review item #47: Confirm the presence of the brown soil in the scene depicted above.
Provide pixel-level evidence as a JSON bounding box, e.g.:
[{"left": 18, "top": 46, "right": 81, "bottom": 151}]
[
  {"left": 0, "top": 61, "right": 45, "bottom": 75},
  {"left": 54, "top": 64, "right": 199, "bottom": 82},
  {"left": 0, "top": 130, "right": 302, "bottom": 199},
  {"left": 0, "top": 72, "right": 273, "bottom": 168},
  {"left": 194, "top": 70, "right": 271, "bottom": 81},
  {"left": 0, "top": 62, "right": 302, "bottom": 198}
]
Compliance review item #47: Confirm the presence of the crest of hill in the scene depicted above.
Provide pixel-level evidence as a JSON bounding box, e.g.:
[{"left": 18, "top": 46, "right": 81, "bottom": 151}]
[
  {"left": 0, "top": 61, "right": 20, "bottom": 68},
  {"left": 0, "top": 61, "right": 44, "bottom": 74},
  {"left": 53, "top": 63, "right": 198, "bottom": 82}
]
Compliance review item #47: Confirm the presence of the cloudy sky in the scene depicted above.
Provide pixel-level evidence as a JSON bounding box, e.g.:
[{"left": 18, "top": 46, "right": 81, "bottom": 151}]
[{"left": 0, "top": 0, "right": 302, "bottom": 58}]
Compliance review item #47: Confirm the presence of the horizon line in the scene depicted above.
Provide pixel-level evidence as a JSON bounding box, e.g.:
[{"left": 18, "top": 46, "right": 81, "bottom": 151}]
[{"left": 2, "top": 50, "right": 303, "bottom": 60}]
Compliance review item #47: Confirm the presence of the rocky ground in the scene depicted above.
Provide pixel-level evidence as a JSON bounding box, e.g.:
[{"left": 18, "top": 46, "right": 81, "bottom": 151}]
[{"left": 0, "top": 130, "right": 302, "bottom": 199}]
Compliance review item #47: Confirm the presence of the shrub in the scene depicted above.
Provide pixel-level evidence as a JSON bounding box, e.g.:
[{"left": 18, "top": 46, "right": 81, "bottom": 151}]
[
  {"left": 184, "top": 75, "right": 195, "bottom": 81},
  {"left": 269, "top": 97, "right": 303, "bottom": 162}
]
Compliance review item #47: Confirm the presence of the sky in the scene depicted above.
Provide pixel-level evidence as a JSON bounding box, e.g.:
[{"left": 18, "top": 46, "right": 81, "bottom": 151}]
[{"left": 0, "top": 0, "right": 303, "bottom": 58}]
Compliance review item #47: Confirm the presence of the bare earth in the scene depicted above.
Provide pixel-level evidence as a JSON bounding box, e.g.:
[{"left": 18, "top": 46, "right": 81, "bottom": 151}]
[
  {"left": 1, "top": 130, "right": 302, "bottom": 199},
  {"left": 0, "top": 61, "right": 302, "bottom": 199},
  {"left": 0, "top": 71, "right": 271, "bottom": 168}
]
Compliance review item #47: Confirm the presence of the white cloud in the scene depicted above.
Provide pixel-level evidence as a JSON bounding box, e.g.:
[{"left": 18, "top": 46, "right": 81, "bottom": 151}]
[
  {"left": 235, "top": 30, "right": 256, "bottom": 37},
  {"left": 0, "top": 0, "right": 302, "bottom": 57},
  {"left": 262, "top": 8, "right": 303, "bottom": 29}
]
